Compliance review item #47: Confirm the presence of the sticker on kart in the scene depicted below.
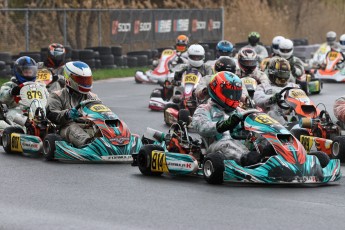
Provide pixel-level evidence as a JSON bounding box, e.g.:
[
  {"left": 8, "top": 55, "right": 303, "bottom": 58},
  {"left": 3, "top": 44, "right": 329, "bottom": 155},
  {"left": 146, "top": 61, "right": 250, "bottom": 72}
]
[
  {"left": 36, "top": 69, "right": 52, "bottom": 81},
  {"left": 299, "top": 135, "right": 332, "bottom": 154},
  {"left": 161, "top": 49, "right": 174, "bottom": 56},
  {"left": 90, "top": 104, "right": 111, "bottom": 112},
  {"left": 254, "top": 114, "right": 279, "bottom": 125},
  {"left": 289, "top": 89, "right": 308, "bottom": 99},
  {"left": 151, "top": 150, "right": 169, "bottom": 173},
  {"left": 184, "top": 74, "right": 198, "bottom": 84},
  {"left": 10, "top": 133, "right": 23, "bottom": 152},
  {"left": 328, "top": 51, "right": 339, "bottom": 61}
]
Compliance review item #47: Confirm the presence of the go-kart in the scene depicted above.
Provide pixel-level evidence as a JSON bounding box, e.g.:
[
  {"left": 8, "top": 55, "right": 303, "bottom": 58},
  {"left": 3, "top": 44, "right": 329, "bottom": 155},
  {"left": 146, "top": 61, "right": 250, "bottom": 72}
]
[
  {"left": 135, "top": 49, "right": 177, "bottom": 84},
  {"left": 163, "top": 69, "right": 202, "bottom": 126},
  {"left": 132, "top": 109, "right": 341, "bottom": 184},
  {"left": 1, "top": 82, "right": 53, "bottom": 157},
  {"left": 296, "top": 68, "right": 322, "bottom": 95},
  {"left": 203, "top": 109, "right": 341, "bottom": 184},
  {"left": 42, "top": 99, "right": 142, "bottom": 162},
  {"left": 314, "top": 50, "right": 345, "bottom": 82}
]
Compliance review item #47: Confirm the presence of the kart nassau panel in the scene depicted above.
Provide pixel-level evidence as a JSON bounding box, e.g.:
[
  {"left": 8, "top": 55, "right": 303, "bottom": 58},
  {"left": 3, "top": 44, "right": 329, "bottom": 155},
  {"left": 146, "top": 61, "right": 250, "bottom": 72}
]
[
  {"left": 9, "top": 133, "right": 43, "bottom": 155},
  {"left": 149, "top": 97, "right": 167, "bottom": 111},
  {"left": 54, "top": 135, "right": 141, "bottom": 162},
  {"left": 284, "top": 88, "right": 320, "bottom": 117},
  {"left": 299, "top": 135, "right": 333, "bottom": 155}
]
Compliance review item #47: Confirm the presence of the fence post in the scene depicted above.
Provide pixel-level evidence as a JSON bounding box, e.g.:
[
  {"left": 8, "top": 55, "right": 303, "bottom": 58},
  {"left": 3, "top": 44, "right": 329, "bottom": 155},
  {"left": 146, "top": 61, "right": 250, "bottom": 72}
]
[
  {"left": 25, "top": 9, "right": 29, "bottom": 52},
  {"left": 63, "top": 10, "right": 67, "bottom": 46},
  {"left": 98, "top": 11, "right": 102, "bottom": 46}
]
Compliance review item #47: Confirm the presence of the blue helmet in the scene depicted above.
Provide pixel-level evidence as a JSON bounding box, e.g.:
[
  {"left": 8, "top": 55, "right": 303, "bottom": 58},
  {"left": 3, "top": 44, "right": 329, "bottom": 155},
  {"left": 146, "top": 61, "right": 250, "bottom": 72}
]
[
  {"left": 216, "top": 40, "right": 233, "bottom": 58},
  {"left": 13, "top": 56, "right": 38, "bottom": 84}
]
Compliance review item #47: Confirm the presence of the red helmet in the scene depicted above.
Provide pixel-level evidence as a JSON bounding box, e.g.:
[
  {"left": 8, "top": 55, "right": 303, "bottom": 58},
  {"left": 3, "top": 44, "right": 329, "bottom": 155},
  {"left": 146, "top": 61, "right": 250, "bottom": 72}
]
[
  {"left": 238, "top": 48, "right": 258, "bottom": 74},
  {"left": 208, "top": 71, "right": 242, "bottom": 112},
  {"left": 176, "top": 35, "right": 189, "bottom": 52},
  {"left": 46, "top": 43, "right": 66, "bottom": 68}
]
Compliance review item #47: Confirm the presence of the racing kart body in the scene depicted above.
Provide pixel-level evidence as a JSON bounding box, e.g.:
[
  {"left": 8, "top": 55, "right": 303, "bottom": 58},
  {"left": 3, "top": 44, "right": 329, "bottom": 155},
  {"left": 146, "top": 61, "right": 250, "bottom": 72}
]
[
  {"left": 135, "top": 49, "right": 177, "bottom": 84},
  {"left": 1, "top": 82, "right": 53, "bottom": 157},
  {"left": 314, "top": 50, "right": 345, "bottom": 82},
  {"left": 42, "top": 99, "right": 142, "bottom": 162}
]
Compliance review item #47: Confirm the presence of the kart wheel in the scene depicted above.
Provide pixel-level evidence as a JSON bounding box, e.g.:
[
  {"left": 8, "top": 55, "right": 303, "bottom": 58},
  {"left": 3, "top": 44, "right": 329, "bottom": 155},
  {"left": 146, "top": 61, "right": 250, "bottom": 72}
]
[
  {"left": 290, "top": 128, "right": 310, "bottom": 142},
  {"left": 309, "top": 151, "right": 330, "bottom": 168},
  {"left": 178, "top": 109, "right": 190, "bottom": 125},
  {"left": 2, "top": 127, "right": 24, "bottom": 154},
  {"left": 150, "top": 88, "right": 162, "bottom": 98},
  {"left": 43, "top": 134, "right": 63, "bottom": 161},
  {"left": 203, "top": 152, "right": 225, "bottom": 184},
  {"left": 331, "top": 136, "right": 345, "bottom": 162},
  {"left": 164, "top": 103, "right": 179, "bottom": 126},
  {"left": 137, "top": 144, "right": 164, "bottom": 176},
  {"left": 134, "top": 76, "right": 143, "bottom": 84}
]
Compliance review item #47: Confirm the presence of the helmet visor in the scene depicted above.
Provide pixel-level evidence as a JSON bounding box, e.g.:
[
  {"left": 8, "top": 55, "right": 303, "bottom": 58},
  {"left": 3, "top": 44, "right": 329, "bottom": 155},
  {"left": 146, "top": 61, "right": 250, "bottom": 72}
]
[
  {"left": 218, "top": 50, "right": 231, "bottom": 57},
  {"left": 276, "top": 70, "right": 290, "bottom": 79},
  {"left": 272, "top": 44, "right": 279, "bottom": 50},
  {"left": 189, "top": 55, "right": 204, "bottom": 61},
  {"left": 280, "top": 48, "right": 292, "bottom": 54},
  {"left": 222, "top": 86, "right": 242, "bottom": 102},
  {"left": 240, "top": 59, "right": 257, "bottom": 67},
  {"left": 70, "top": 74, "right": 93, "bottom": 87},
  {"left": 18, "top": 65, "right": 37, "bottom": 79},
  {"left": 340, "top": 40, "right": 345, "bottom": 45},
  {"left": 275, "top": 77, "right": 288, "bottom": 86},
  {"left": 50, "top": 48, "right": 65, "bottom": 60},
  {"left": 176, "top": 45, "right": 187, "bottom": 52}
]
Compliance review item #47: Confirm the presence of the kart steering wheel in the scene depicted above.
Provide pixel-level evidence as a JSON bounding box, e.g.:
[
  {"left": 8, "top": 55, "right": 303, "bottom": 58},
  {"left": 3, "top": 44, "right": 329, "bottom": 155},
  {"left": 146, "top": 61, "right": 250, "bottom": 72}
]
[
  {"left": 74, "top": 99, "right": 103, "bottom": 123},
  {"left": 275, "top": 86, "right": 297, "bottom": 110},
  {"left": 231, "top": 109, "right": 260, "bottom": 140}
]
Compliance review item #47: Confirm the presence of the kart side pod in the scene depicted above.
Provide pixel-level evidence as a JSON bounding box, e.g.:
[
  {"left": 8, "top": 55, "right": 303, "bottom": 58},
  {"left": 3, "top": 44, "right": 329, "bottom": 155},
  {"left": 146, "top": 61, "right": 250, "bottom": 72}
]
[{"left": 2, "top": 131, "right": 43, "bottom": 157}]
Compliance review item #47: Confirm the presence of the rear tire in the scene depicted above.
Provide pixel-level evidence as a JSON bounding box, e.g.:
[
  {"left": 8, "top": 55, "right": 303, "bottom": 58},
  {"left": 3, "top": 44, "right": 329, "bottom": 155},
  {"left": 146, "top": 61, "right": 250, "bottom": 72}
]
[
  {"left": 43, "top": 134, "right": 63, "bottom": 161},
  {"left": 138, "top": 145, "right": 165, "bottom": 176},
  {"left": 2, "top": 127, "right": 25, "bottom": 154},
  {"left": 331, "top": 136, "right": 345, "bottom": 162},
  {"left": 203, "top": 152, "right": 225, "bottom": 184},
  {"left": 309, "top": 151, "right": 330, "bottom": 168}
]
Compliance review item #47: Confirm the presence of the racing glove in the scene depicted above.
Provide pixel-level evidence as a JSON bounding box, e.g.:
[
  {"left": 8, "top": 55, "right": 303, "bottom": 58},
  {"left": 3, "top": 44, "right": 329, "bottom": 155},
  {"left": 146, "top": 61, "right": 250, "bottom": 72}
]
[
  {"left": 268, "top": 93, "right": 280, "bottom": 105},
  {"left": 65, "top": 107, "right": 81, "bottom": 120},
  {"left": 9, "top": 85, "right": 21, "bottom": 96},
  {"left": 216, "top": 113, "right": 242, "bottom": 133}
]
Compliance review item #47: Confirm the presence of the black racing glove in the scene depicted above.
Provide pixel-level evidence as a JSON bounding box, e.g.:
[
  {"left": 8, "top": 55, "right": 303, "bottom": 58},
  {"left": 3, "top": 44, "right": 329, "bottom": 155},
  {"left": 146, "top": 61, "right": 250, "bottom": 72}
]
[
  {"left": 9, "top": 85, "right": 21, "bottom": 96},
  {"left": 216, "top": 113, "right": 242, "bottom": 133},
  {"left": 268, "top": 93, "right": 281, "bottom": 105}
]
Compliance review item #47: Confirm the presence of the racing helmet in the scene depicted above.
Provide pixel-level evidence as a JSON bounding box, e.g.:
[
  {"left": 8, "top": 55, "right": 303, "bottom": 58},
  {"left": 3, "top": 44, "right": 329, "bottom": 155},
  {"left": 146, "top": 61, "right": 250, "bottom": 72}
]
[
  {"left": 64, "top": 61, "right": 93, "bottom": 94},
  {"left": 278, "top": 38, "right": 293, "bottom": 59},
  {"left": 208, "top": 71, "right": 242, "bottom": 112},
  {"left": 267, "top": 57, "right": 291, "bottom": 87},
  {"left": 214, "top": 57, "right": 236, "bottom": 73},
  {"left": 187, "top": 44, "right": 205, "bottom": 68},
  {"left": 238, "top": 48, "right": 258, "bottom": 74},
  {"left": 340, "top": 34, "right": 345, "bottom": 50},
  {"left": 13, "top": 56, "right": 38, "bottom": 84},
  {"left": 326, "top": 31, "right": 337, "bottom": 45},
  {"left": 271, "top": 36, "right": 285, "bottom": 55},
  {"left": 248, "top": 31, "right": 260, "bottom": 46},
  {"left": 175, "top": 35, "right": 189, "bottom": 53},
  {"left": 46, "top": 43, "right": 66, "bottom": 68},
  {"left": 216, "top": 40, "right": 234, "bottom": 58}
]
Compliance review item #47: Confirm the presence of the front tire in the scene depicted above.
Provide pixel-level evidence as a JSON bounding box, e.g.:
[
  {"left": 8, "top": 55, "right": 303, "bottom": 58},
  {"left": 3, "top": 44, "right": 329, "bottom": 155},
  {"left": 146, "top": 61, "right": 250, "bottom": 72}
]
[
  {"left": 309, "top": 151, "right": 330, "bottom": 168},
  {"left": 2, "top": 127, "right": 25, "bottom": 154},
  {"left": 331, "top": 136, "right": 345, "bottom": 162},
  {"left": 138, "top": 145, "right": 165, "bottom": 176},
  {"left": 43, "top": 134, "right": 63, "bottom": 161},
  {"left": 203, "top": 152, "right": 225, "bottom": 184}
]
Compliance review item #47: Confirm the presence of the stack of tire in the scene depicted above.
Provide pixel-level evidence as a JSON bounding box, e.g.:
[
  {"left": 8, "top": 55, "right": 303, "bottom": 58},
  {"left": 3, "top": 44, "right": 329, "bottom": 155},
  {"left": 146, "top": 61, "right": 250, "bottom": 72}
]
[
  {"left": 86, "top": 47, "right": 116, "bottom": 69},
  {"left": 127, "top": 50, "right": 152, "bottom": 68},
  {"left": 0, "top": 52, "right": 12, "bottom": 79},
  {"left": 111, "top": 46, "right": 127, "bottom": 68}
]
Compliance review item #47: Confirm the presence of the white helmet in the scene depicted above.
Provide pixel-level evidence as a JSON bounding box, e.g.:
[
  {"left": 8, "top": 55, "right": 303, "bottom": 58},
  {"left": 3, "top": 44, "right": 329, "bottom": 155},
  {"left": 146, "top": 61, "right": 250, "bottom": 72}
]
[
  {"left": 326, "top": 31, "right": 337, "bottom": 45},
  {"left": 64, "top": 61, "right": 93, "bottom": 94},
  {"left": 271, "top": 36, "right": 285, "bottom": 55},
  {"left": 187, "top": 44, "right": 205, "bottom": 67},
  {"left": 340, "top": 34, "right": 345, "bottom": 50},
  {"left": 278, "top": 38, "right": 293, "bottom": 59}
]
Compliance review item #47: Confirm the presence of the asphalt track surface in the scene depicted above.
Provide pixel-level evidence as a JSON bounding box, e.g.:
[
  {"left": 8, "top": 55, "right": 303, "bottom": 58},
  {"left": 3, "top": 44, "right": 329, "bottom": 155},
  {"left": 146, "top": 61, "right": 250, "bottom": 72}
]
[{"left": 0, "top": 78, "right": 344, "bottom": 230}]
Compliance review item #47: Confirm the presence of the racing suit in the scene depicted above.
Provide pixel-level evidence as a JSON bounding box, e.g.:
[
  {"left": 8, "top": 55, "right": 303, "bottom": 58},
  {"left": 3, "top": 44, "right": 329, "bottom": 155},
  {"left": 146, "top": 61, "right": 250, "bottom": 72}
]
[
  {"left": 333, "top": 96, "right": 345, "bottom": 123},
  {"left": 37, "top": 62, "right": 65, "bottom": 92},
  {"left": 46, "top": 87, "right": 99, "bottom": 147},
  {"left": 253, "top": 82, "right": 299, "bottom": 125},
  {"left": 191, "top": 99, "right": 250, "bottom": 164},
  {"left": 243, "top": 44, "right": 269, "bottom": 62},
  {"left": 0, "top": 77, "right": 49, "bottom": 129},
  {"left": 286, "top": 56, "right": 305, "bottom": 83}
]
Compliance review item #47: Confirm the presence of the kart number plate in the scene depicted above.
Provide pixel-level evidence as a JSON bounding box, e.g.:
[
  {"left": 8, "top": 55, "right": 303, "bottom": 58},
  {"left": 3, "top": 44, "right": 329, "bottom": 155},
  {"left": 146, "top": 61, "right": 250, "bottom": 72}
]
[
  {"left": 90, "top": 104, "right": 111, "bottom": 112},
  {"left": 162, "top": 49, "right": 174, "bottom": 56},
  {"left": 151, "top": 150, "right": 169, "bottom": 173},
  {"left": 36, "top": 69, "right": 52, "bottom": 81},
  {"left": 300, "top": 135, "right": 313, "bottom": 152},
  {"left": 184, "top": 74, "right": 198, "bottom": 84},
  {"left": 289, "top": 89, "right": 307, "bottom": 98},
  {"left": 254, "top": 114, "right": 278, "bottom": 125},
  {"left": 10, "top": 133, "right": 23, "bottom": 152},
  {"left": 329, "top": 51, "right": 339, "bottom": 61},
  {"left": 26, "top": 90, "right": 44, "bottom": 99},
  {"left": 243, "top": 78, "right": 256, "bottom": 85}
]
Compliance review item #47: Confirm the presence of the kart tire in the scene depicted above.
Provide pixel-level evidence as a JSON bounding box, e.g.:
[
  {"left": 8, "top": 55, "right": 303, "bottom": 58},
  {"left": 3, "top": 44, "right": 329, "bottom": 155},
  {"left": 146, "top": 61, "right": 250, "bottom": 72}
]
[
  {"left": 43, "top": 134, "right": 63, "bottom": 161},
  {"left": 290, "top": 128, "right": 310, "bottom": 142},
  {"left": 203, "top": 152, "right": 225, "bottom": 185},
  {"left": 2, "top": 127, "right": 25, "bottom": 154},
  {"left": 331, "top": 136, "right": 345, "bottom": 162},
  {"left": 150, "top": 88, "right": 162, "bottom": 98},
  {"left": 309, "top": 151, "right": 330, "bottom": 168},
  {"left": 178, "top": 109, "right": 190, "bottom": 125},
  {"left": 164, "top": 103, "right": 179, "bottom": 126},
  {"left": 137, "top": 144, "right": 164, "bottom": 176}
]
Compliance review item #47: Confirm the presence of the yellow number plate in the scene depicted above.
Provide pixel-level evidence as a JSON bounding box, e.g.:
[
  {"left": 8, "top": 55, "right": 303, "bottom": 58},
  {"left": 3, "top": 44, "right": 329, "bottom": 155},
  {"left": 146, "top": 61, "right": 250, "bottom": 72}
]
[
  {"left": 290, "top": 89, "right": 307, "bottom": 98},
  {"left": 11, "top": 133, "right": 23, "bottom": 152},
  {"left": 36, "top": 69, "right": 52, "bottom": 81},
  {"left": 151, "top": 150, "right": 169, "bottom": 173},
  {"left": 27, "top": 90, "right": 44, "bottom": 99},
  {"left": 300, "top": 135, "right": 313, "bottom": 152},
  {"left": 254, "top": 114, "right": 278, "bottom": 125},
  {"left": 90, "top": 104, "right": 111, "bottom": 112},
  {"left": 329, "top": 51, "right": 339, "bottom": 61},
  {"left": 162, "top": 49, "right": 174, "bottom": 56},
  {"left": 184, "top": 74, "right": 198, "bottom": 84}
]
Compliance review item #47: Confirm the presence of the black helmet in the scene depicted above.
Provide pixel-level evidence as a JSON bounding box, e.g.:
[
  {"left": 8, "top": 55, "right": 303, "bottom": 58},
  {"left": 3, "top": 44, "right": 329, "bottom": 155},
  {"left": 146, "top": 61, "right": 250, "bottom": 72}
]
[
  {"left": 267, "top": 57, "right": 291, "bottom": 87},
  {"left": 46, "top": 43, "right": 66, "bottom": 68},
  {"left": 214, "top": 57, "right": 236, "bottom": 73},
  {"left": 248, "top": 31, "right": 260, "bottom": 46}
]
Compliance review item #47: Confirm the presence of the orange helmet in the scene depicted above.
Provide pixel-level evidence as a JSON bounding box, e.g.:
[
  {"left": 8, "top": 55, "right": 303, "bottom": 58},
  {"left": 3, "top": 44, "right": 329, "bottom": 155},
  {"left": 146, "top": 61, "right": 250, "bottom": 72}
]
[{"left": 176, "top": 35, "right": 189, "bottom": 52}]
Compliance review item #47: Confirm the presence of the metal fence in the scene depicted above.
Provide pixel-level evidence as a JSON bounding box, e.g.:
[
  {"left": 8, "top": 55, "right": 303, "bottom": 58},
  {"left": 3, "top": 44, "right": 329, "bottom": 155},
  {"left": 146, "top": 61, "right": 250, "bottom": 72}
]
[{"left": 0, "top": 8, "right": 223, "bottom": 55}]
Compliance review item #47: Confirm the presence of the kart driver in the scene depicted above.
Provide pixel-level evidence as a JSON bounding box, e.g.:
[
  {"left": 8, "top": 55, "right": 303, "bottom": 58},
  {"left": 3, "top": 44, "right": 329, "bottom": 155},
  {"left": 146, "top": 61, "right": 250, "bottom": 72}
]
[
  {"left": 38, "top": 43, "right": 66, "bottom": 92},
  {"left": 46, "top": 61, "right": 99, "bottom": 148},
  {"left": 253, "top": 57, "right": 299, "bottom": 125},
  {"left": 334, "top": 95, "right": 345, "bottom": 124},
  {"left": 192, "top": 71, "right": 261, "bottom": 166},
  {"left": 243, "top": 31, "right": 268, "bottom": 62},
  {"left": 0, "top": 56, "right": 49, "bottom": 127}
]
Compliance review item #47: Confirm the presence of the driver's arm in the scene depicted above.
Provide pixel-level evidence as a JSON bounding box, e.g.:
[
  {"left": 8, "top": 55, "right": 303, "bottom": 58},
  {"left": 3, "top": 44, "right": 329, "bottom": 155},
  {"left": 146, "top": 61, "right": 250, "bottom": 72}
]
[
  {"left": 46, "top": 91, "right": 70, "bottom": 126},
  {"left": 253, "top": 84, "right": 274, "bottom": 108},
  {"left": 192, "top": 105, "right": 219, "bottom": 137},
  {"left": 334, "top": 96, "right": 345, "bottom": 123}
]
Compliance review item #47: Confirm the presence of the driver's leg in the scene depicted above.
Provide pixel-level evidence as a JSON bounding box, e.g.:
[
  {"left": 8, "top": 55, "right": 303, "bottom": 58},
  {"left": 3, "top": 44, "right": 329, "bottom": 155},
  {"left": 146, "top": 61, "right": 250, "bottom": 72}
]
[
  {"left": 267, "top": 110, "right": 287, "bottom": 125},
  {"left": 60, "top": 122, "right": 91, "bottom": 148},
  {"left": 207, "top": 139, "right": 249, "bottom": 164}
]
